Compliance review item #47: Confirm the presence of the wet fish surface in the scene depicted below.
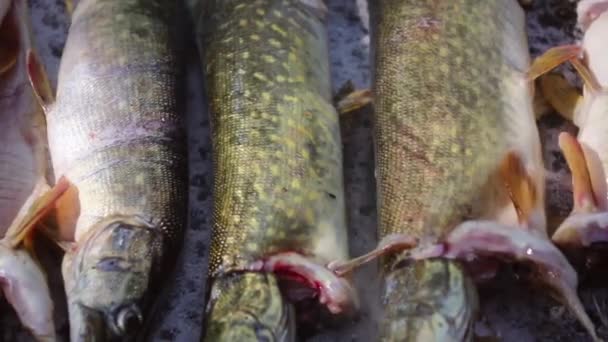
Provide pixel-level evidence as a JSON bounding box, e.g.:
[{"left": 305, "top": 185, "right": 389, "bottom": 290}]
[
  {"left": 27, "top": 0, "right": 188, "bottom": 340},
  {"left": 189, "top": 0, "right": 357, "bottom": 339},
  {"left": 331, "top": 0, "right": 598, "bottom": 340}
]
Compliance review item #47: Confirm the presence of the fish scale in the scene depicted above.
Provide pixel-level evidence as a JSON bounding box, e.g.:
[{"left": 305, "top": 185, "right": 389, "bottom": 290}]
[
  {"left": 28, "top": 0, "right": 188, "bottom": 340},
  {"left": 373, "top": 0, "right": 526, "bottom": 242},
  {"left": 202, "top": 0, "right": 347, "bottom": 277},
  {"left": 361, "top": 0, "right": 598, "bottom": 340},
  {"left": 190, "top": 0, "right": 355, "bottom": 339}
]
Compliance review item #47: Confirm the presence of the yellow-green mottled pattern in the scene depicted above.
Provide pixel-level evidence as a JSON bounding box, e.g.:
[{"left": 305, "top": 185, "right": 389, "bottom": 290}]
[
  {"left": 372, "top": 0, "right": 529, "bottom": 241},
  {"left": 47, "top": 0, "right": 186, "bottom": 339},
  {"left": 370, "top": 1, "right": 532, "bottom": 340},
  {"left": 51, "top": 0, "right": 186, "bottom": 243},
  {"left": 200, "top": 0, "right": 347, "bottom": 275},
  {"left": 205, "top": 273, "right": 294, "bottom": 341}
]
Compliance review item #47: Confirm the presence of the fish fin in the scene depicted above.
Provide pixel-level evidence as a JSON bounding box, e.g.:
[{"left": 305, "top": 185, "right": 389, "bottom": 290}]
[
  {"left": 527, "top": 45, "right": 582, "bottom": 81},
  {"left": 570, "top": 57, "right": 603, "bottom": 94},
  {"left": 0, "top": 245, "right": 56, "bottom": 340},
  {"left": 499, "top": 151, "right": 538, "bottom": 225},
  {"left": 553, "top": 133, "right": 608, "bottom": 248},
  {"left": 5, "top": 177, "right": 71, "bottom": 250},
  {"left": 539, "top": 73, "right": 583, "bottom": 122},
  {"left": 327, "top": 234, "right": 418, "bottom": 276},
  {"left": 249, "top": 252, "right": 360, "bottom": 315},
  {"left": 336, "top": 89, "right": 373, "bottom": 114},
  {"left": 334, "top": 80, "right": 373, "bottom": 114},
  {"left": 26, "top": 50, "right": 54, "bottom": 114},
  {"left": 431, "top": 220, "right": 598, "bottom": 341},
  {"left": 558, "top": 132, "right": 606, "bottom": 213}
]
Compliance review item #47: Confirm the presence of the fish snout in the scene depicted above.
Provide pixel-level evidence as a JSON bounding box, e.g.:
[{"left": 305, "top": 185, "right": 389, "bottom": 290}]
[{"left": 65, "top": 216, "right": 163, "bottom": 341}]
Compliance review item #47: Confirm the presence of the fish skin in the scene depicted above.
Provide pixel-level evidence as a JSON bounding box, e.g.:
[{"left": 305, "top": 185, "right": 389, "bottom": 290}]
[
  {"left": 37, "top": 0, "right": 187, "bottom": 340},
  {"left": 369, "top": 0, "right": 592, "bottom": 340},
  {"left": 0, "top": 0, "right": 56, "bottom": 340},
  {"left": 190, "top": 0, "right": 352, "bottom": 338}
]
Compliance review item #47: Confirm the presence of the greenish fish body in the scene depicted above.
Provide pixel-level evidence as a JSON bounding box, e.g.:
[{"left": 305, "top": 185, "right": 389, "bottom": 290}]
[
  {"left": 0, "top": 0, "right": 56, "bottom": 340},
  {"left": 33, "top": 0, "right": 187, "bottom": 340},
  {"left": 190, "top": 0, "right": 355, "bottom": 339},
  {"left": 370, "top": 0, "right": 595, "bottom": 340}
]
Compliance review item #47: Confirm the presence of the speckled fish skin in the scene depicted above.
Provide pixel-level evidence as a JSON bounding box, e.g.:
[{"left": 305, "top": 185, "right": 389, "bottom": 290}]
[
  {"left": 193, "top": 0, "right": 348, "bottom": 339},
  {"left": 370, "top": 0, "right": 545, "bottom": 340},
  {"left": 0, "top": 0, "right": 55, "bottom": 340},
  {"left": 44, "top": 0, "right": 187, "bottom": 340}
]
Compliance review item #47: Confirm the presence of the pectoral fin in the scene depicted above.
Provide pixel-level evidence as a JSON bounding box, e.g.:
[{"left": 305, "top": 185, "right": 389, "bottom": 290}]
[
  {"left": 539, "top": 73, "right": 583, "bottom": 122},
  {"left": 499, "top": 152, "right": 538, "bottom": 225},
  {"left": 327, "top": 234, "right": 419, "bottom": 276},
  {"left": 26, "top": 50, "right": 54, "bottom": 113},
  {"left": 528, "top": 45, "right": 602, "bottom": 94},
  {"left": 5, "top": 176, "right": 71, "bottom": 251},
  {"left": 527, "top": 45, "right": 582, "bottom": 81},
  {"left": 553, "top": 133, "right": 608, "bottom": 248},
  {"left": 334, "top": 80, "right": 373, "bottom": 114},
  {"left": 558, "top": 132, "right": 606, "bottom": 213}
]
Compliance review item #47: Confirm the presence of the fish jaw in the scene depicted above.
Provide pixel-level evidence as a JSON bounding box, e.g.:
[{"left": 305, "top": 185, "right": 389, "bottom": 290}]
[
  {"left": 63, "top": 216, "right": 163, "bottom": 341},
  {"left": 205, "top": 273, "right": 295, "bottom": 342},
  {"left": 0, "top": 243, "right": 55, "bottom": 341},
  {"left": 380, "top": 258, "right": 477, "bottom": 342}
]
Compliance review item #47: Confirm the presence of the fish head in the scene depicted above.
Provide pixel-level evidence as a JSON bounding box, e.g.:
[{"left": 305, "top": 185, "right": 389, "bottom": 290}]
[
  {"left": 63, "top": 216, "right": 164, "bottom": 341},
  {"left": 205, "top": 272, "right": 295, "bottom": 341},
  {"left": 381, "top": 257, "right": 478, "bottom": 341}
]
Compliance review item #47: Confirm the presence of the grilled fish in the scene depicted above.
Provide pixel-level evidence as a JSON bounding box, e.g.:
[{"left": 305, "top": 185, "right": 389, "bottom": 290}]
[
  {"left": 27, "top": 0, "right": 187, "bottom": 340},
  {"left": 331, "top": 0, "right": 597, "bottom": 340},
  {"left": 530, "top": 0, "right": 608, "bottom": 262},
  {"left": 0, "top": 0, "right": 61, "bottom": 340},
  {"left": 189, "top": 0, "right": 357, "bottom": 339}
]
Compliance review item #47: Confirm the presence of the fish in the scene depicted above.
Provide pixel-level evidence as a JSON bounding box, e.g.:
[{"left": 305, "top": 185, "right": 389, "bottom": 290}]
[
  {"left": 26, "top": 0, "right": 188, "bottom": 340},
  {"left": 529, "top": 0, "right": 608, "bottom": 264},
  {"left": 0, "top": 0, "right": 66, "bottom": 340},
  {"left": 329, "top": 0, "right": 598, "bottom": 340},
  {"left": 188, "top": 0, "right": 357, "bottom": 339}
]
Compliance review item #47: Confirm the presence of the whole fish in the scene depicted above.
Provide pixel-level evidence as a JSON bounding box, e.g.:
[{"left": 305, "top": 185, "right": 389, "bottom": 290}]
[
  {"left": 189, "top": 0, "right": 357, "bottom": 339},
  {"left": 27, "top": 0, "right": 187, "bottom": 340},
  {"left": 331, "top": 0, "right": 597, "bottom": 340},
  {"left": 0, "top": 0, "right": 60, "bottom": 340},
  {"left": 530, "top": 0, "right": 608, "bottom": 262}
]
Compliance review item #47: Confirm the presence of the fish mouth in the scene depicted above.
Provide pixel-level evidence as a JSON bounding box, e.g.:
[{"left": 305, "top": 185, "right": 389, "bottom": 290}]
[
  {"left": 205, "top": 273, "right": 295, "bottom": 342},
  {"left": 70, "top": 301, "right": 144, "bottom": 341},
  {"left": 380, "top": 258, "right": 478, "bottom": 342},
  {"left": 64, "top": 216, "right": 162, "bottom": 341}
]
